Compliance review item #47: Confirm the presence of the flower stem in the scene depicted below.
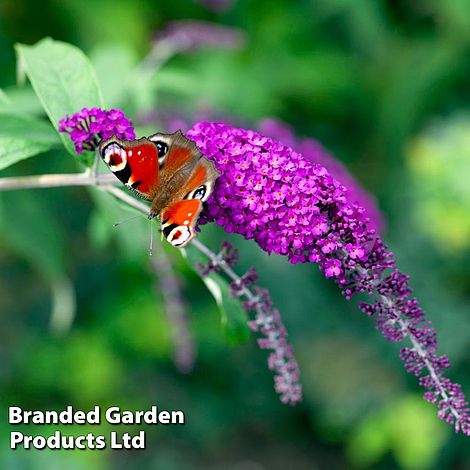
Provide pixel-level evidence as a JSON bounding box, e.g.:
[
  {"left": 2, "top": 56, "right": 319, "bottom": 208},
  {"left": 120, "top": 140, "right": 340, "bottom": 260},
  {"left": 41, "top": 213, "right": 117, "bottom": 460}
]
[
  {"left": 0, "top": 172, "right": 116, "bottom": 191},
  {"left": 102, "top": 184, "right": 150, "bottom": 213},
  {"left": 394, "top": 313, "right": 459, "bottom": 420}
]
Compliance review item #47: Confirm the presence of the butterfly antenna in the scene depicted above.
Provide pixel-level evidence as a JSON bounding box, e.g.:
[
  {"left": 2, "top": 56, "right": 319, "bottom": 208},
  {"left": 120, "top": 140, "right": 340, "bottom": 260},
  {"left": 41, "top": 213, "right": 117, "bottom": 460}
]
[
  {"left": 149, "top": 220, "right": 154, "bottom": 256},
  {"left": 113, "top": 214, "right": 143, "bottom": 227}
]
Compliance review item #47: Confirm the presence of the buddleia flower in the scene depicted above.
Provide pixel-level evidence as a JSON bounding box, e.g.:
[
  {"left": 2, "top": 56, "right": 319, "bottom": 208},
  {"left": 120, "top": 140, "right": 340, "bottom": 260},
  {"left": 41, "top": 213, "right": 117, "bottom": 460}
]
[
  {"left": 187, "top": 121, "right": 470, "bottom": 435},
  {"left": 59, "top": 108, "right": 135, "bottom": 153}
]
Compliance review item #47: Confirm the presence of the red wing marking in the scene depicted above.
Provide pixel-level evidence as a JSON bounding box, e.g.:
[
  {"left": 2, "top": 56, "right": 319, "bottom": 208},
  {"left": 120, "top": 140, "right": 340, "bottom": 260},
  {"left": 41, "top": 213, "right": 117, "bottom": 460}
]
[
  {"left": 99, "top": 138, "right": 160, "bottom": 199},
  {"left": 161, "top": 199, "right": 202, "bottom": 247},
  {"left": 161, "top": 199, "right": 201, "bottom": 226},
  {"left": 109, "top": 153, "right": 123, "bottom": 167},
  {"left": 125, "top": 142, "right": 159, "bottom": 194}
]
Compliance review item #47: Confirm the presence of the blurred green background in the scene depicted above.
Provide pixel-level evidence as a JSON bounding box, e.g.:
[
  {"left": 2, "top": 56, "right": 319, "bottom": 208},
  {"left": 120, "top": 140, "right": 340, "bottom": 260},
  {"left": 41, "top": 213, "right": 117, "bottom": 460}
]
[{"left": 0, "top": 0, "right": 470, "bottom": 468}]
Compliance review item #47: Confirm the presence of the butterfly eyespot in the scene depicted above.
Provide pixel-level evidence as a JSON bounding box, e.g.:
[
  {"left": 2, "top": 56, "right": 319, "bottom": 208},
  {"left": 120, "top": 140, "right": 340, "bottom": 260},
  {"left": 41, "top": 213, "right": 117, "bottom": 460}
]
[
  {"left": 192, "top": 185, "right": 206, "bottom": 200},
  {"left": 154, "top": 141, "right": 169, "bottom": 160},
  {"left": 164, "top": 225, "right": 192, "bottom": 247},
  {"left": 101, "top": 142, "right": 128, "bottom": 173}
]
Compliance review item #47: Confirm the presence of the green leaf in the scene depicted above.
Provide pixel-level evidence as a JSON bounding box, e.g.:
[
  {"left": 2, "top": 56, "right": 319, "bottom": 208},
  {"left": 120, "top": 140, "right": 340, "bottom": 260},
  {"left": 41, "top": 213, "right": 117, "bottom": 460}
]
[
  {"left": 0, "top": 136, "right": 51, "bottom": 171},
  {"left": 15, "top": 38, "right": 104, "bottom": 155},
  {"left": 0, "top": 89, "right": 9, "bottom": 105},
  {"left": 0, "top": 112, "right": 60, "bottom": 169},
  {"left": 0, "top": 85, "right": 46, "bottom": 115},
  {"left": 183, "top": 245, "right": 250, "bottom": 345},
  {"left": 90, "top": 42, "right": 138, "bottom": 107},
  {"left": 0, "top": 111, "right": 59, "bottom": 144},
  {"left": 203, "top": 276, "right": 250, "bottom": 345}
]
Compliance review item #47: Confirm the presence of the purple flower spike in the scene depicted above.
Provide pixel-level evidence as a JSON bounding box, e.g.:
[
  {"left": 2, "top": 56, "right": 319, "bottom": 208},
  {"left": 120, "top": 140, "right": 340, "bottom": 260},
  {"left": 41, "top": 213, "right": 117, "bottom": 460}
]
[
  {"left": 258, "top": 118, "right": 384, "bottom": 233},
  {"left": 188, "top": 121, "right": 470, "bottom": 435},
  {"left": 248, "top": 286, "right": 302, "bottom": 405},
  {"left": 197, "top": 241, "right": 302, "bottom": 405},
  {"left": 59, "top": 108, "right": 135, "bottom": 153}
]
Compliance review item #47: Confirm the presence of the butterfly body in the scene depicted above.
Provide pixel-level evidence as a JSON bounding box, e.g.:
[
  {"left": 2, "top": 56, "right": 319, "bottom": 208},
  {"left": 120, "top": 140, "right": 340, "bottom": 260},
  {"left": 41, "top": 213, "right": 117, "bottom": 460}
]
[{"left": 99, "top": 130, "right": 219, "bottom": 247}]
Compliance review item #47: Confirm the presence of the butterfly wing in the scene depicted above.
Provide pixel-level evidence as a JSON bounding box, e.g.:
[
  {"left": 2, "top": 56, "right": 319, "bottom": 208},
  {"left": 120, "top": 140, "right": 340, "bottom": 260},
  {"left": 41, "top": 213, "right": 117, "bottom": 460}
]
[
  {"left": 156, "top": 134, "right": 220, "bottom": 247},
  {"left": 99, "top": 130, "right": 219, "bottom": 248},
  {"left": 149, "top": 130, "right": 199, "bottom": 177},
  {"left": 160, "top": 199, "right": 203, "bottom": 247},
  {"left": 98, "top": 136, "right": 162, "bottom": 200}
]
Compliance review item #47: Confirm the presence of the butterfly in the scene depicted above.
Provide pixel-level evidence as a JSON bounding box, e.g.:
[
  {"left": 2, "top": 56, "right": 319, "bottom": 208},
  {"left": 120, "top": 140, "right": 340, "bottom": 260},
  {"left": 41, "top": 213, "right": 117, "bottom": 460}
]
[{"left": 98, "top": 130, "right": 220, "bottom": 247}]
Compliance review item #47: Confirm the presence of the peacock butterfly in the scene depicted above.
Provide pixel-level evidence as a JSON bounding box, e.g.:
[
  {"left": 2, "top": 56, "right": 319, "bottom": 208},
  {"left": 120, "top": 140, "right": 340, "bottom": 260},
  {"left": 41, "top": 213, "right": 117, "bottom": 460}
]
[{"left": 98, "top": 130, "right": 220, "bottom": 247}]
